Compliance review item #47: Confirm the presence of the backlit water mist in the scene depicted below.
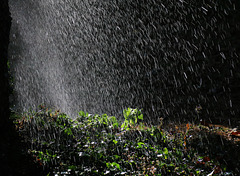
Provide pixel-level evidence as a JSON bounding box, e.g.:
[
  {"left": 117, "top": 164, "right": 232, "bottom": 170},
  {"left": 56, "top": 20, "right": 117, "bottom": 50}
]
[{"left": 9, "top": 0, "right": 240, "bottom": 124}]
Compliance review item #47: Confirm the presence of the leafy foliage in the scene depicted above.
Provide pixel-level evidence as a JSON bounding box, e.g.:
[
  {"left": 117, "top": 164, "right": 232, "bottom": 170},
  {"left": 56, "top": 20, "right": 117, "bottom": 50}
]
[{"left": 15, "top": 106, "right": 238, "bottom": 175}]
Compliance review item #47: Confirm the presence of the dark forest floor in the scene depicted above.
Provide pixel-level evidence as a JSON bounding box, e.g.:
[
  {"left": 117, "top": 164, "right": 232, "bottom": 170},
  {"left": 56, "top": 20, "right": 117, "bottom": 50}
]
[
  {"left": 4, "top": 107, "right": 239, "bottom": 175},
  {"left": 0, "top": 123, "right": 47, "bottom": 176}
]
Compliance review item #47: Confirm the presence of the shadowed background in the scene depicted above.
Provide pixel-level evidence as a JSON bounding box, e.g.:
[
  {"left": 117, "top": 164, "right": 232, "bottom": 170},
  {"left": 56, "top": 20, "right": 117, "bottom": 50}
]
[{"left": 9, "top": 0, "right": 240, "bottom": 125}]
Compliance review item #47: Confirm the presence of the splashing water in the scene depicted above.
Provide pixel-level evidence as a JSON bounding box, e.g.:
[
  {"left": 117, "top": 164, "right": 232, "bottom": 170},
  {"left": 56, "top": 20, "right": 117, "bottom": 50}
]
[{"left": 8, "top": 0, "right": 240, "bottom": 126}]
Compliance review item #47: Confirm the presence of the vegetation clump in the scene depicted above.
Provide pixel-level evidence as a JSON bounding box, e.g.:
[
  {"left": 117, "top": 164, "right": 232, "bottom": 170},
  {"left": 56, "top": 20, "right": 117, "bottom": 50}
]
[{"left": 14, "top": 106, "right": 239, "bottom": 175}]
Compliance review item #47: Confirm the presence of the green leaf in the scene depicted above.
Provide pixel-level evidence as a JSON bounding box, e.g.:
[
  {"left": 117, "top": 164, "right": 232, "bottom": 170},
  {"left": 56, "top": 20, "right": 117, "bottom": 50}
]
[
  {"left": 106, "top": 162, "right": 121, "bottom": 170},
  {"left": 137, "top": 142, "right": 145, "bottom": 149},
  {"left": 126, "top": 108, "right": 131, "bottom": 117},
  {"left": 106, "top": 162, "right": 110, "bottom": 168},
  {"left": 78, "top": 111, "right": 85, "bottom": 117},
  {"left": 111, "top": 162, "right": 121, "bottom": 170},
  {"left": 113, "top": 155, "right": 121, "bottom": 159},
  {"left": 113, "top": 122, "right": 119, "bottom": 128},
  {"left": 163, "top": 147, "right": 168, "bottom": 155},
  {"left": 168, "top": 163, "right": 175, "bottom": 167},
  {"left": 121, "top": 122, "right": 126, "bottom": 129},
  {"left": 138, "top": 114, "right": 143, "bottom": 120},
  {"left": 64, "top": 128, "right": 73, "bottom": 136},
  {"left": 113, "top": 140, "right": 118, "bottom": 144}
]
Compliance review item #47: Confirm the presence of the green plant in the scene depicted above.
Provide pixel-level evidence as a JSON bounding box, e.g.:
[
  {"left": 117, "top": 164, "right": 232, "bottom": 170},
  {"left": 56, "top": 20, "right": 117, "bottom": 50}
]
[
  {"left": 77, "top": 111, "right": 118, "bottom": 129},
  {"left": 121, "top": 108, "right": 143, "bottom": 130},
  {"left": 14, "top": 106, "right": 238, "bottom": 175}
]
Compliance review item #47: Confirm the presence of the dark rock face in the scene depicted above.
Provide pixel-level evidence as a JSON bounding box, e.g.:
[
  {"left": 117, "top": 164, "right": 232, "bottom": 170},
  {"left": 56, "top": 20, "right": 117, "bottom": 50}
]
[
  {"left": 0, "top": 2, "right": 11, "bottom": 172},
  {"left": 0, "top": 0, "right": 11, "bottom": 127},
  {"left": 9, "top": 1, "right": 240, "bottom": 124},
  {"left": 0, "top": 1, "right": 39, "bottom": 175},
  {"left": 0, "top": 3, "right": 46, "bottom": 175}
]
